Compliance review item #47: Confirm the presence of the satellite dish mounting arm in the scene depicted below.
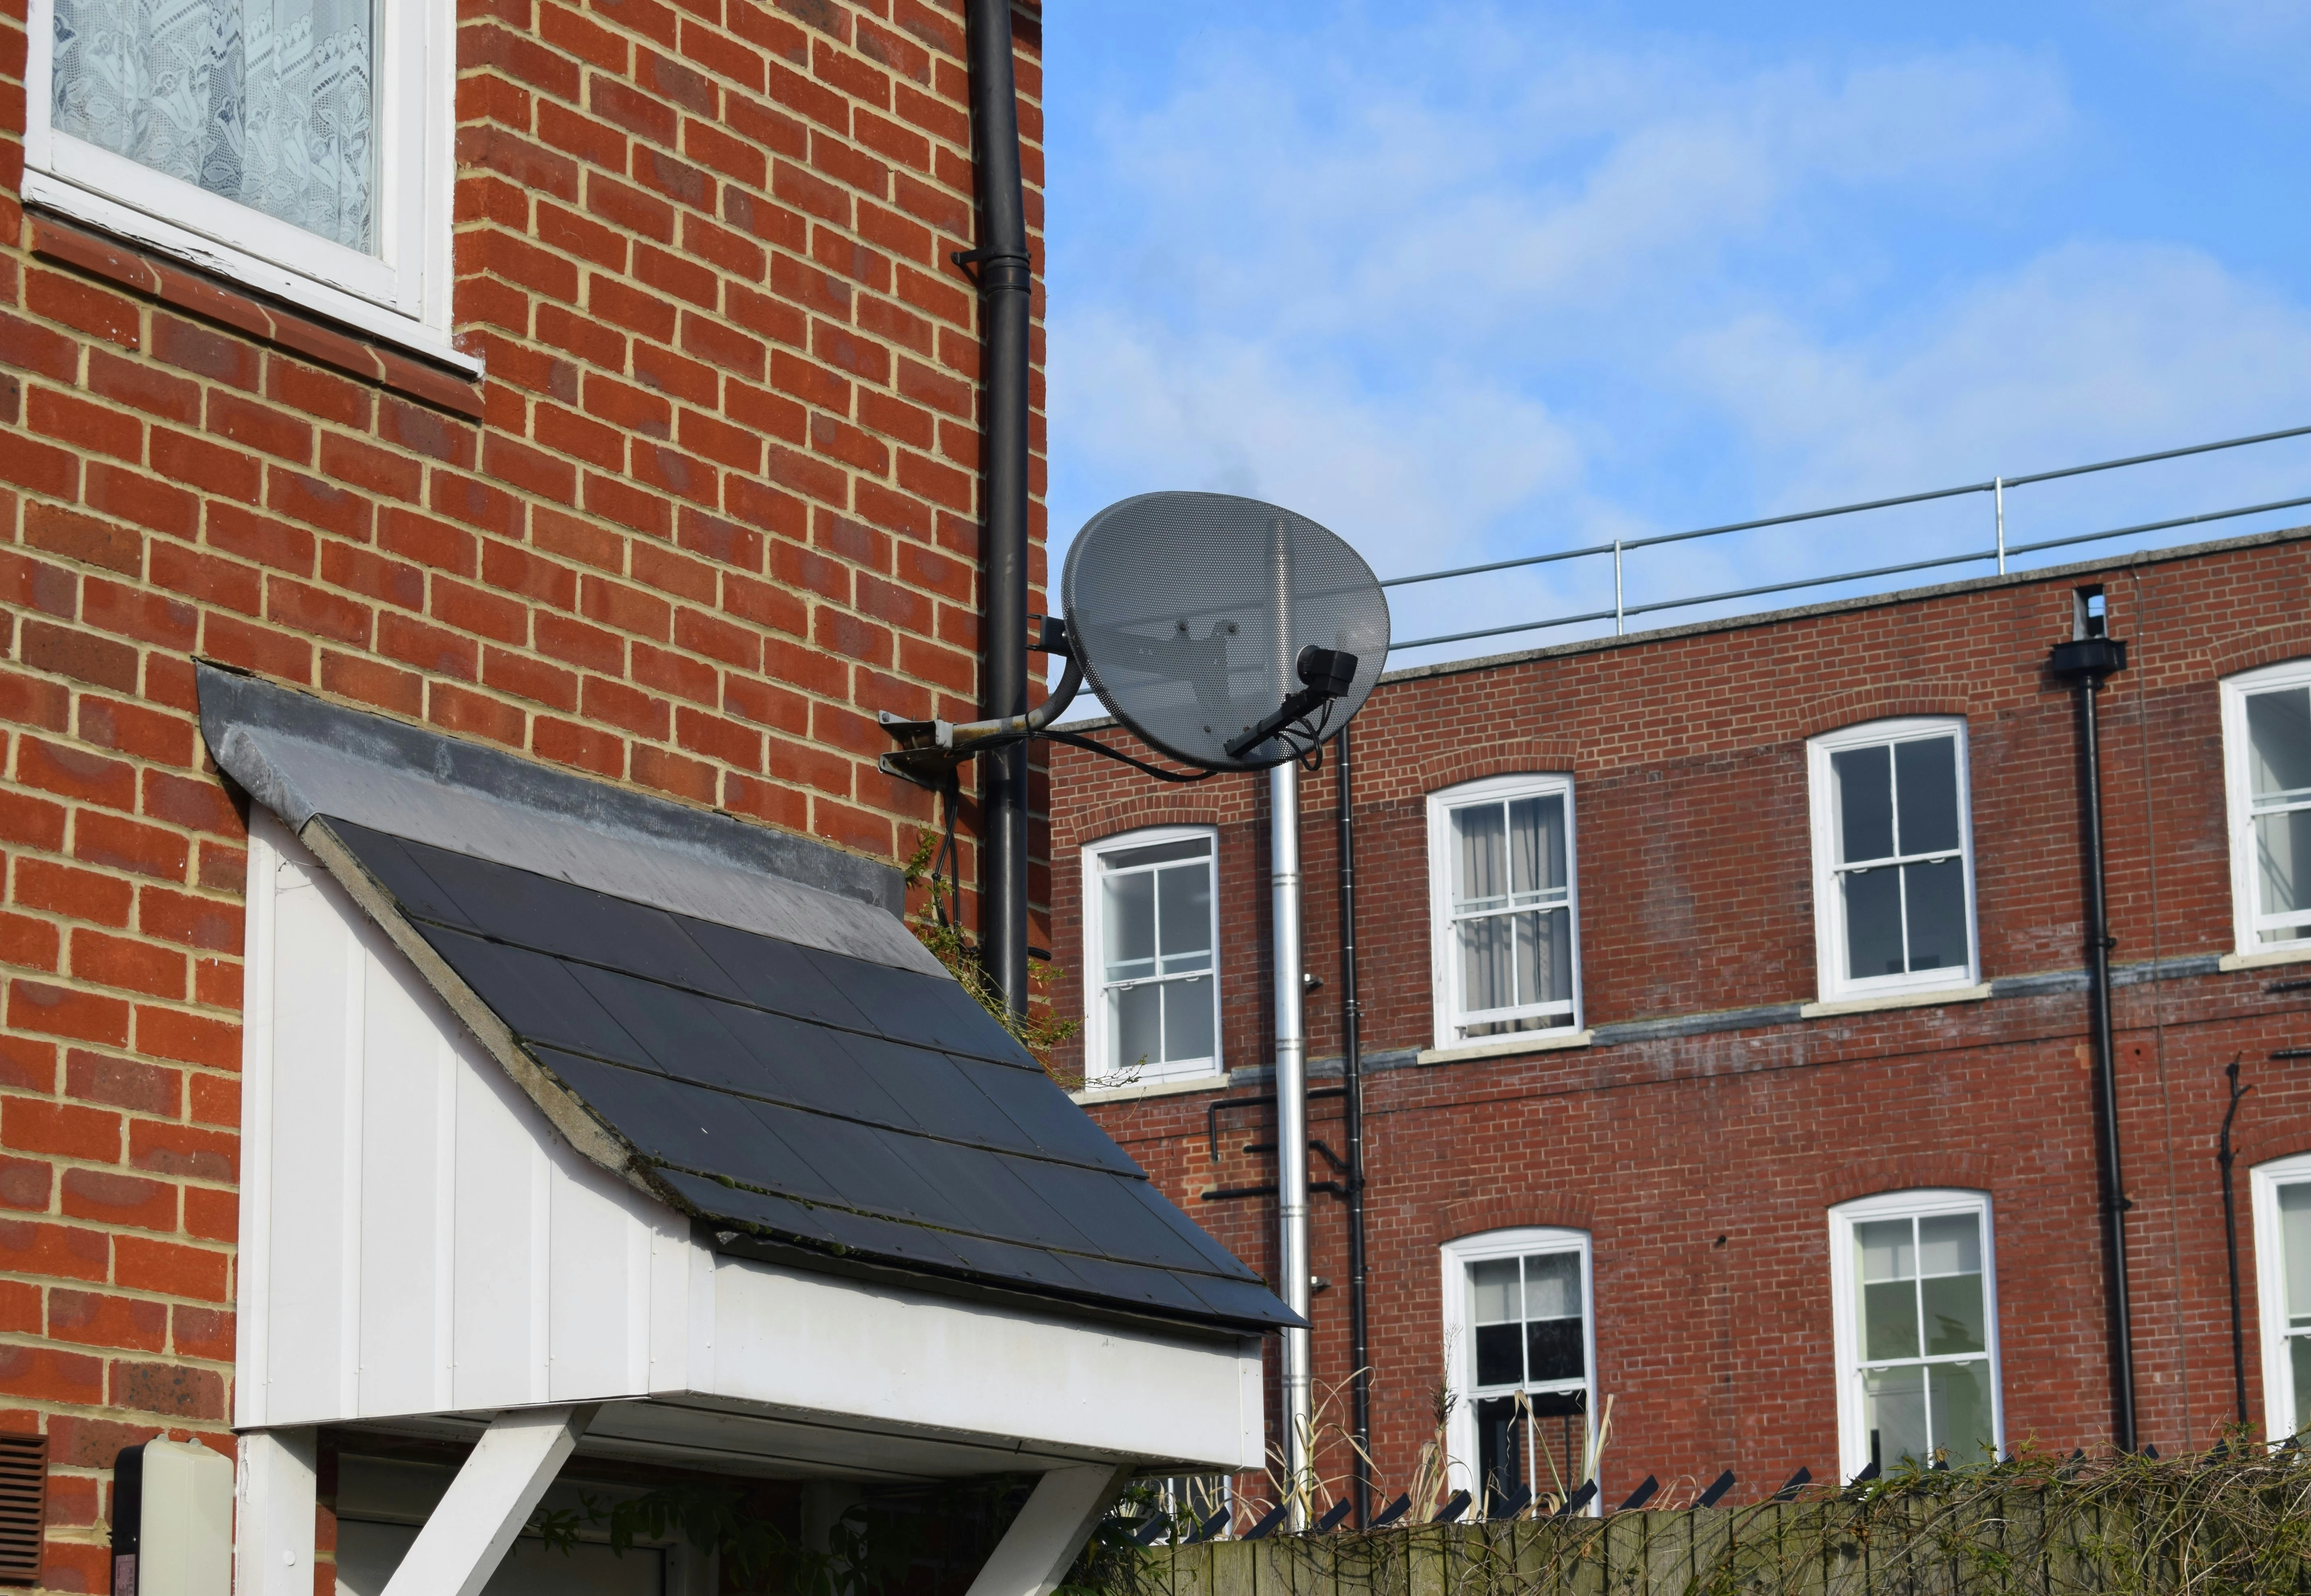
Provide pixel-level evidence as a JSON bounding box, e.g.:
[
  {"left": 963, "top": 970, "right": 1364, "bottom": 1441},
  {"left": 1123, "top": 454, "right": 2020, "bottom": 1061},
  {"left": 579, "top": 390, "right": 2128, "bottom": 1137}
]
[
  {"left": 880, "top": 618, "right": 1214, "bottom": 787},
  {"left": 879, "top": 618, "right": 1085, "bottom": 782}
]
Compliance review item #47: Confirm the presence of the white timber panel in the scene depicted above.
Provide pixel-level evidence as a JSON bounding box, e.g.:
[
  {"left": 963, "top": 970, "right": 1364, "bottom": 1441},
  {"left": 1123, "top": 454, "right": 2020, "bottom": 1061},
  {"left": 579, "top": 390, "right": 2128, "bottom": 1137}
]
[
  {"left": 240, "top": 814, "right": 694, "bottom": 1427},
  {"left": 707, "top": 1257, "right": 1267, "bottom": 1470}
]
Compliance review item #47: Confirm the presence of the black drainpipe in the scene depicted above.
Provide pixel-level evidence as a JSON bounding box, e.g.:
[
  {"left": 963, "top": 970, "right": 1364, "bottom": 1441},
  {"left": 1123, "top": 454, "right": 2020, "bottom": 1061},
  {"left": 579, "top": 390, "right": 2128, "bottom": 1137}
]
[
  {"left": 2049, "top": 587, "right": 2135, "bottom": 1452},
  {"left": 961, "top": 0, "right": 1034, "bottom": 1018},
  {"left": 2219, "top": 1055, "right": 2251, "bottom": 1427},
  {"left": 1337, "top": 727, "right": 1371, "bottom": 1524}
]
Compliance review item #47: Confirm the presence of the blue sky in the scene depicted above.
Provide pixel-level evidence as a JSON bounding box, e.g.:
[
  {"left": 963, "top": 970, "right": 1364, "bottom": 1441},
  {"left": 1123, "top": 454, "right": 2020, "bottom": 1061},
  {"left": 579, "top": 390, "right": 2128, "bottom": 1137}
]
[{"left": 1042, "top": 1, "right": 2311, "bottom": 670}]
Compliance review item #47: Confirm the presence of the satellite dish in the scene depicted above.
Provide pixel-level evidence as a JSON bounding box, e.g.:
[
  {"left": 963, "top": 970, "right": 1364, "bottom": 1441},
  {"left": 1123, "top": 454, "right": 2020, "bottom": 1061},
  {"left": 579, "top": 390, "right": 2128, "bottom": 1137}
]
[{"left": 1063, "top": 491, "right": 1390, "bottom": 772}]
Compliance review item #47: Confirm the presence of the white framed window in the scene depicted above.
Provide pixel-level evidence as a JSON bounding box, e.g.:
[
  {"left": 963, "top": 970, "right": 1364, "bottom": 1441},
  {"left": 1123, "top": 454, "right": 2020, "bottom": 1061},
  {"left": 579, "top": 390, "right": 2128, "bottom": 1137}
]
[
  {"left": 21, "top": 0, "right": 469, "bottom": 370},
  {"left": 2250, "top": 1151, "right": 2311, "bottom": 1440},
  {"left": 1082, "top": 827, "right": 1221, "bottom": 1088},
  {"left": 1440, "top": 1228, "right": 1596, "bottom": 1515},
  {"left": 1426, "top": 774, "right": 1581, "bottom": 1049},
  {"left": 2222, "top": 661, "right": 2311, "bottom": 958},
  {"left": 1807, "top": 718, "right": 1978, "bottom": 1002},
  {"left": 1828, "top": 1190, "right": 2002, "bottom": 1479}
]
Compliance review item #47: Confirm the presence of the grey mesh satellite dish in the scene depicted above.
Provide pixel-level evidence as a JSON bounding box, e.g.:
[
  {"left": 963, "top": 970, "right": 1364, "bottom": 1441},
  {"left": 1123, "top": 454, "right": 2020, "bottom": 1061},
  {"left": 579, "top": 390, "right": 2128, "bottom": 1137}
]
[
  {"left": 879, "top": 491, "right": 1389, "bottom": 782},
  {"left": 1064, "top": 492, "right": 1389, "bottom": 770}
]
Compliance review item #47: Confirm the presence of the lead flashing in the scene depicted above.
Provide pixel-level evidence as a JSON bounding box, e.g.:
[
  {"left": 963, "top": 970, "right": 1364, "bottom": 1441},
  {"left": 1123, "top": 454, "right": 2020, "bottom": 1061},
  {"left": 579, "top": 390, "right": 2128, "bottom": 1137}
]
[{"left": 198, "top": 664, "right": 941, "bottom": 975}]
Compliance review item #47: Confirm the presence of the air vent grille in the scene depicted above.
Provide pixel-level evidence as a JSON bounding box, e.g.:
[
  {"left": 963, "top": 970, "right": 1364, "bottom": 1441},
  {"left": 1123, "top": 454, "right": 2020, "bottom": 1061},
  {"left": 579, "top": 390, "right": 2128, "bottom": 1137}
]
[{"left": 0, "top": 1432, "right": 46, "bottom": 1584}]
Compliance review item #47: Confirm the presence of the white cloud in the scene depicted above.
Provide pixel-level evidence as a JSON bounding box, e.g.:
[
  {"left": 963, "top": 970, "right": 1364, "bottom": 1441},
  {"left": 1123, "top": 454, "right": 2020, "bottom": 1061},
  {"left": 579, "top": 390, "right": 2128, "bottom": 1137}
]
[{"left": 1048, "top": 8, "right": 2311, "bottom": 667}]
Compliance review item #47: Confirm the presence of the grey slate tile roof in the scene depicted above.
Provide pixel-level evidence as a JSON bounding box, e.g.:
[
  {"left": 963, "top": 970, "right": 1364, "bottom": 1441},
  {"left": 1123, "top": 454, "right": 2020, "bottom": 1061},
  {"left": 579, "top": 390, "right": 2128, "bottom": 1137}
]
[{"left": 325, "top": 818, "right": 1297, "bottom": 1332}]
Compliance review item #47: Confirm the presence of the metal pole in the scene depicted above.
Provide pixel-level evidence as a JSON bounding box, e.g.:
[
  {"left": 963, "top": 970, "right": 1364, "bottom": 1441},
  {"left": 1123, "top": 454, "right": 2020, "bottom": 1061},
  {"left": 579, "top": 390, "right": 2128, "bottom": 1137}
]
[
  {"left": 2078, "top": 671, "right": 2138, "bottom": 1451},
  {"left": 1995, "top": 477, "right": 2006, "bottom": 575},
  {"left": 963, "top": 0, "right": 1032, "bottom": 1020},
  {"left": 1269, "top": 519, "right": 1311, "bottom": 1531},
  {"left": 1272, "top": 761, "right": 1310, "bottom": 1527},
  {"left": 1336, "top": 727, "right": 1371, "bottom": 1526},
  {"left": 1612, "top": 539, "right": 1624, "bottom": 635}
]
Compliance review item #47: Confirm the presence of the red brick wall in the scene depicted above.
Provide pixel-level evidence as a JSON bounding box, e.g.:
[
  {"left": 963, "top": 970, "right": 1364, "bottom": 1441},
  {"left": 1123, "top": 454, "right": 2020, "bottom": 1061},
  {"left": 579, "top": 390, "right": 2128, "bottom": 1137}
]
[
  {"left": 1053, "top": 533, "right": 2311, "bottom": 1508},
  {"left": 0, "top": 0, "right": 1043, "bottom": 1582}
]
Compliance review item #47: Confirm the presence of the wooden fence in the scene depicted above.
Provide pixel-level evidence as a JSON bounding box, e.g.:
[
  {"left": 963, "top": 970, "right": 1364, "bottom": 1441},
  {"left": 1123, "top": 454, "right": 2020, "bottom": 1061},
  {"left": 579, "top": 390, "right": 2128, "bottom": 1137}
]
[{"left": 1114, "top": 1491, "right": 2310, "bottom": 1596}]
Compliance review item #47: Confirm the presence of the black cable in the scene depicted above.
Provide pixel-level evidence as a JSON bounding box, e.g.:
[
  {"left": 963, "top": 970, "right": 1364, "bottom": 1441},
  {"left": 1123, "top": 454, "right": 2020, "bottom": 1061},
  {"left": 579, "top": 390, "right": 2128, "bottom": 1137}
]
[
  {"left": 1041, "top": 728, "right": 1217, "bottom": 784},
  {"left": 930, "top": 774, "right": 961, "bottom": 932}
]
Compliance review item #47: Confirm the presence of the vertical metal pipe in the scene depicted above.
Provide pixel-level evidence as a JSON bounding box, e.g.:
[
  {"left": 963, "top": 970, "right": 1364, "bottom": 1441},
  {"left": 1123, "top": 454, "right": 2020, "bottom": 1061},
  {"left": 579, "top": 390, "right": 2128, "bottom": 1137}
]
[
  {"left": 1272, "top": 758, "right": 1310, "bottom": 1527},
  {"left": 2076, "top": 673, "right": 2138, "bottom": 1450},
  {"left": 1994, "top": 478, "right": 2006, "bottom": 575},
  {"left": 1336, "top": 727, "right": 1371, "bottom": 1526},
  {"left": 1612, "top": 540, "right": 1624, "bottom": 635},
  {"left": 964, "top": 0, "right": 1032, "bottom": 1020},
  {"left": 1269, "top": 517, "right": 1311, "bottom": 1529}
]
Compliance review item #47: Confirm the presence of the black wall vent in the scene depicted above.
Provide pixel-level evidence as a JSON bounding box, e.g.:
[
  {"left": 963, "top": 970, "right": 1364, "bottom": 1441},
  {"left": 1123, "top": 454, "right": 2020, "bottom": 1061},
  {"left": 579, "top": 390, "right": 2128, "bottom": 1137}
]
[{"left": 0, "top": 1432, "right": 46, "bottom": 1584}]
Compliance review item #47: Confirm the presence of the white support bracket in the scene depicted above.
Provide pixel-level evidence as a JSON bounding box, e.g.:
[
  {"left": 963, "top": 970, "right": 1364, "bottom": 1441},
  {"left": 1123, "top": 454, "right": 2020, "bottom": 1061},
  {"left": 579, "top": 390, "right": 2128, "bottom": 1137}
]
[
  {"left": 380, "top": 1404, "right": 598, "bottom": 1596},
  {"left": 963, "top": 1461, "right": 1136, "bottom": 1596},
  {"left": 235, "top": 1428, "right": 317, "bottom": 1596}
]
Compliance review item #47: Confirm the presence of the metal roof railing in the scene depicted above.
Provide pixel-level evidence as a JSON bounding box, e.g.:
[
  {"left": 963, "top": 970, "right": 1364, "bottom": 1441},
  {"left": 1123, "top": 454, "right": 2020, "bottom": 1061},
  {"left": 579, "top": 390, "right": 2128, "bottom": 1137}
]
[{"left": 1383, "top": 423, "right": 2311, "bottom": 655}]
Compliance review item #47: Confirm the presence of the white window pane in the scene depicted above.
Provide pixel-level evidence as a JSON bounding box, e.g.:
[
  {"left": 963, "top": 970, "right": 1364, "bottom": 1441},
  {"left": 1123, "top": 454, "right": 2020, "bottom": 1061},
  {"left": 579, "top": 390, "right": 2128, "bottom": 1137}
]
[
  {"left": 1927, "top": 1360, "right": 1995, "bottom": 1465},
  {"left": 2249, "top": 688, "right": 2311, "bottom": 801},
  {"left": 1857, "top": 1219, "right": 1915, "bottom": 1283},
  {"left": 2256, "top": 810, "right": 2311, "bottom": 936},
  {"left": 1160, "top": 976, "right": 1214, "bottom": 1065},
  {"left": 52, "top": 0, "right": 378, "bottom": 250},
  {"left": 1110, "top": 982, "right": 1160, "bottom": 1074},
  {"left": 1539, "top": 907, "right": 1573, "bottom": 1003},
  {"left": 1453, "top": 803, "right": 1510, "bottom": 910},
  {"left": 2292, "top": 1337, "right": 2311, "bottom": 1436},
  {"left": 1105, "top": 836, "right": 1210, "bottom": 871},
  {"left": 1916, "top": 1213, "right": 1981, "bottom": 1278},
  {"left": 1523, "top": 1252, "right": 1580, "bottom": 1320},
  {"left": 1458, "top": 914, "right": 1514, "bottom": 1014},
  {"left": 2282, "top": 1183, "right": 2311, "bottom": 1324},
  {"left": 1832, "top": 745, "right": 1895, "bottom": 863},
  {"left": 1155, "top": 861, "right": 1212, "bottom": 968},
  {"left": 1842, "top": 868, "right": 1905, "bottom": 978},
  {"left": 1863, "top": 1365, "right": 1928, "bottom": 1469},
  {"left": 1893, "top": 737, "right": 1960, "bottom": 856},
  {"left": 1507, "top": 795, "right": 1566, "bottom": 897},
  {"left": 1471, "top": 1258, "right": 1521, "bottom": 1325},
  {"left": 1902, "top": 858, "right": 1967, "bottom": 972},
  {"left": 1102, "top": 871, "right": 1154, "bottom": 980},
  {"left": 1510, "top": 910, "right": 1540, "bottom": 1009}
]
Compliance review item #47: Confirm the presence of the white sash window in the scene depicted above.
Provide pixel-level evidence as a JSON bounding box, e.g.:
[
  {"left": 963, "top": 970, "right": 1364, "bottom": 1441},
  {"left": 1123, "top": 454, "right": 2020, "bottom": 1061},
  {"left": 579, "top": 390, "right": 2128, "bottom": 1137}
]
[
  {"left": 24, "top": 0, "right": 465, "bottom": 367},
  {"left": 1427, "top": 774, "right": 1582, "bottom": 1048}
]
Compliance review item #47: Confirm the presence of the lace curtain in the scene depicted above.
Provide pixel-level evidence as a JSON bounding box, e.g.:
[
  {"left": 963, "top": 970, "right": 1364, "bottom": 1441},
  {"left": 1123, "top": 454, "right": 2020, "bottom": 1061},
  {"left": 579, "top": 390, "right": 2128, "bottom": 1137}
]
[{"left": 51, "top": 0, "right": 376, "bottom": 252}]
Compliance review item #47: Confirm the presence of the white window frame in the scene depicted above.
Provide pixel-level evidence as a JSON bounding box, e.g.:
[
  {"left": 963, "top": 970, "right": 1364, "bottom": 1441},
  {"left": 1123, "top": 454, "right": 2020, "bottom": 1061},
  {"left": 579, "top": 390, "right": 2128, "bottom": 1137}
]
[
  {"left": 1425, "top": 773, "right": 1583, "bottom": 1051},
  {"left": 2221, "top": 660, "right": 2311, "bottom": 959},
  {"left": 2250, "top": 1151, "right": 2311, "bottom": 1441},
  {"left": 1439, "top": 1227, "right": 1598, "bottom": 1514},
  {"left": 1081, "top": 825, "right": 1223, "bottom": 1089},
  {"left": 1807, "top": 718, "right": 1979, "bottom": 1003},
  {"left": 20, "top": 0, "right": 472, "bottom": 372},
  {"left": 1827, "top": 1188, "right": 2003, "bottom": 1481}
]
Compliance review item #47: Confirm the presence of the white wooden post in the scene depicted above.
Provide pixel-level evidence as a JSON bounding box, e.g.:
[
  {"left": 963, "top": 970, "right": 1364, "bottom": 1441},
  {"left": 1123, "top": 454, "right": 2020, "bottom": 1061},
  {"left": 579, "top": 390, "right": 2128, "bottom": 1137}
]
[
  {"left": 963, "top": 1462, "right": 1134, "bottom": 1596},
  {"left": 234, "top": 1429, "right": 317, "bottom": 1596},
  {"left": 379, "top": 1404, "right": 597, "bottom": 1596}
]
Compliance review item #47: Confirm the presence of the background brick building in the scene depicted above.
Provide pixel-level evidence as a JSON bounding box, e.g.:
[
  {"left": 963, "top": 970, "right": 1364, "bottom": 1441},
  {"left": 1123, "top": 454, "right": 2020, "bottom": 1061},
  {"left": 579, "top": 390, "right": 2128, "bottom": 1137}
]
[
  {"left": 0, "top": 0, "right": 1046, "bottom": 1584},
  {"left": 1053, "top": 529, "right": 2311, "bottom": 1515}
]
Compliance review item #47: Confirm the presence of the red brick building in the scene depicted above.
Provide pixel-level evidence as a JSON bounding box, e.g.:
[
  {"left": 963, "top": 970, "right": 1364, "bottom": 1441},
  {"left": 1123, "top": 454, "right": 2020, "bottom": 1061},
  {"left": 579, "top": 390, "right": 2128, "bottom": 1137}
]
[
  {"left": 1053, "top": 528, "right": 2311, "bottom": 1513},
  {"left": 0, "top": 0, "right": 1061, "bottom": 1586}
]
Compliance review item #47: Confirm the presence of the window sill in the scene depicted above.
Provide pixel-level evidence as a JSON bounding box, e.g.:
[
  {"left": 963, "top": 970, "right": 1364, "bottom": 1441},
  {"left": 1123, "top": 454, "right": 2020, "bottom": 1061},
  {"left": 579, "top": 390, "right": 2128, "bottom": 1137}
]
[
  {"left": 2219, "top": 946, "right": 2311, "bottom": 972},
  {"left": 1070, "top": 1072, "right": 1231, "bottom": 1106},
  {"left": 25, "top": 208, "right": 485, "bottom": 413},
  {"left": 1799, "top": 983, "right": 1991, "bottom": 1019},
  {"left": 1417, "top": 1029, "right": 1593, "bottom": 1066}
]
